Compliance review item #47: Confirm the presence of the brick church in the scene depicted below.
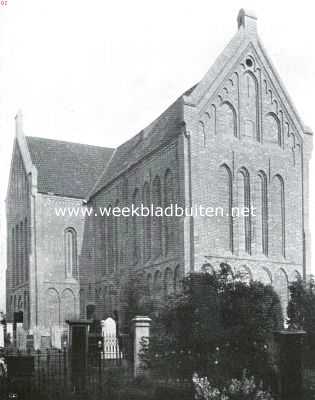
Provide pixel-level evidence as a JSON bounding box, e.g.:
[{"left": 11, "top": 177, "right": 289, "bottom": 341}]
[{"left": 6, "top": 10, "right": 313, "bottom": 336}]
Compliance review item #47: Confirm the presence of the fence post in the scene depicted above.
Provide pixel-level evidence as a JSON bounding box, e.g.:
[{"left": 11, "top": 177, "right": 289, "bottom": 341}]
[
  {"left": 131, "top": 316, "right": 151, "bottom": 378},
  {"left": 274, "top": 329, "right": 306, "bottom": 400}
]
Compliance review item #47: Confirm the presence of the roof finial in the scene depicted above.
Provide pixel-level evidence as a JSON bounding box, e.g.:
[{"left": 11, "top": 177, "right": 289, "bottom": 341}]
[
  {"left": 15, "top": 109, "right": 23, "bottom": 137},
  {"left": 237, "top": 9, "right": 257, "bottom": 33}
]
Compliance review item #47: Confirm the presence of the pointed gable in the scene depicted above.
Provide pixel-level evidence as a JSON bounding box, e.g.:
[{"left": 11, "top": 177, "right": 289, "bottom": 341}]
[
  {"left": 183, "top": 8, "right": 307, "bottom": 148},
  {"left": 88, "top": 8, "right": 311, "bottom": 200}
]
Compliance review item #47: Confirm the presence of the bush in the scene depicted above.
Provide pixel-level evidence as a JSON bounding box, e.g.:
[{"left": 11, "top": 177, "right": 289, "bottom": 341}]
[
  {"left": 154, "top": 384, "right": 193, "bottom": 400},
  {"left": 287, "top": 276, "right": 315, "bottom": 365},
  {"left": 193, "top": 371, "right": 274, "bottom": 400},
  {"left": 140, "top": 265, "right": 282, "bottom": 387}
]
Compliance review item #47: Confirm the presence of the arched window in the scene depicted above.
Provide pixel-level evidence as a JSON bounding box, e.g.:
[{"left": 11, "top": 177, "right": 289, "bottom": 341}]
[
  {"left": 264, "top": 113, "right": 281, "bottom": 146},
  {"left": 45, "top": 288, "right": 60, "bottom": 327},
  {"left": 122, "top": 177, "right": 129, "bottom": 234},
  {"left": 238, "top": 168, "right": 251, "bottom": 254},
  {"left": 152, "top": 176, "right": 162, "bottom": 258},
  {"left": 237, "top": 266, "right": 253, "bottom": 284},
  {"left": 16, "top": 224, "right": 20, "bottom": 285},
  {"left": 174, "top": 265, "right": 181, "bottom": 294},
  {"left": 79, "top": 289, "right": 86, "bottom": 319},
  {"left": 261, "top": 267, "right": 272, "bottom": 286},
  {"left": 24, "top": 217, "right": 29, "bottom": 282},
  {"left": 143, "top": 182, "right": 151, "bottom": 262},
  {"left": 65, "top": 228, "right": 77, "bottom": 278},
  {"left": 12, "top": 227, "right": 16, "bottom": 287},
  {"left": 164, "top": 169, "right": 175, "bottom": 255},
  {"left": 217, "top": 164, "right": 233, "bottom": 252},
  {"left": 217, "top": 101, "right": 237, "bottom": 137},
  {"left": 257, "top": 172, "right": 268, "bottom": 255},
  {"left": 147, "top": 273, "right": 153, "bottom": 296},
  {"left": 243, "top": 71, "right": 259, "bottom": 140},
  {"left": 105, "top": 204, "right": 116, "bottom": 273},
  {"left": 61, "top": 288, "right": 76, "bottom": 324},
  {"left": 114, "top": 199, "right": 120, "bottom": 268},
  {"left": 20, "top": 221, "right": 24, "bottom": 283},
  {"left": 270, "top": 175, "right": 285, "bottom": 257},
  {"left": 153, "top": 270, "right": 162, "bottom": 297},
  {"left": 164, "top": 268, "right": 173, "bottom": 297},
  {"left": 220, "top": 262, "right": 234, "bottom": 283},
  {"left": 132, "top": 189, "right": 141, "bottom": 264}
]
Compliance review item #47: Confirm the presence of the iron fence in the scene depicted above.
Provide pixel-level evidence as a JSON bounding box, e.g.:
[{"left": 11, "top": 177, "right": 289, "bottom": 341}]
[{"left": 0, "top": 343, "right": 132, "bottom": 400}]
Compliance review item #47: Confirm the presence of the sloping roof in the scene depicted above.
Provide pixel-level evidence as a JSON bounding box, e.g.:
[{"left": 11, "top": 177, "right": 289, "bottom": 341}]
[
  {"left": 26, "top": 136, "right": 114, "bottom": 198},
  {"left": 89, "top": 87, "right": 196, "bottom": 198}
]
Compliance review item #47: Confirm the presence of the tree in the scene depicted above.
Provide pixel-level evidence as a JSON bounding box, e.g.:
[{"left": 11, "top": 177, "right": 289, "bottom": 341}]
[
  {"left": 287, "top": 276, "right": 315, "bottom": 365},
  {"left": 140, "top": 265, "right": 283, "bottom": 387}
]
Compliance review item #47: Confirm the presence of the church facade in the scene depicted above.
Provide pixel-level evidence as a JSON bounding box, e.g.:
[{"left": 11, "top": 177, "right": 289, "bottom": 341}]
[
  {"left": 6, "top": 10, "right": 313, "bottom": 335},
  {"left": 5, "top": 114, "right": 113, "bottom": 331}
]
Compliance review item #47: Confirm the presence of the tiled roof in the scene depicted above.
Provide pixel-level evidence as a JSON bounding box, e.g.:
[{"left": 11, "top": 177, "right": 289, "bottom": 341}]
[
  {"left": 26, "top": 136, "right": 114, "bottom": 198},
  {"left": 89, "top": 86, "right": 197, "bottom": 198}
]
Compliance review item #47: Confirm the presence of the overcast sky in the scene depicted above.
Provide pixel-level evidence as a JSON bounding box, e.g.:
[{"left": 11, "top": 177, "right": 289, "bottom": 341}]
[{"left": 0, "top": 0, "right": 314, "bottom": 311}]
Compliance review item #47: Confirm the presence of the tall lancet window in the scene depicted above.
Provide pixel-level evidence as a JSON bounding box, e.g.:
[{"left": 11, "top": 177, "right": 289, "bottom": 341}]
[
  {"left": 152, "top": 176, "right": 162, "bottom": 258},
  {"left": 132, "top": 189, "right": 141, "bottom": 264},
  {"left": 143, "top": 182, "right": 151, "bottom": 262},
  {"left": 238, "top": 168, "right": 251, "bottom": 254},
  {"left": 106, "top": 205, "right": 114, "bottom": 272},
  {"left": 258, "top": 172, "right": 268, "bottom": 255},
  {"left": 65, "top": 228, "right": 77, "bottom": 278},
  {"left": 243, "top": 71, "right": 259, "bottom": 140},
  {"left": 271, "top": 175, "right": 285, "bottom": 257},
  {"left": 164, "top": 169, "right": 175, "bottom": 255},
  {"left": 217, "top": 164, "right": 233, "bottom": 253}
]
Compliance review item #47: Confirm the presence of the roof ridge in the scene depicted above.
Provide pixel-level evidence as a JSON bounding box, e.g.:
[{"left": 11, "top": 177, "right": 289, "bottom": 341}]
[{"left": 26, "top": 135, "right": 114, "bottom": 151}]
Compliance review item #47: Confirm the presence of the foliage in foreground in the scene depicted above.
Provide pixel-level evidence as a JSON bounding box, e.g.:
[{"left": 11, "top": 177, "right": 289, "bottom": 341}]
[
  {"left": 140, "top": 264, "right": 283, "bottom": 388},
  {"left": 193, "top": 370, "right": 274, "bottom": 400},
  {"left": 287, "top": 276, "right": 315, "bottom": 365}
]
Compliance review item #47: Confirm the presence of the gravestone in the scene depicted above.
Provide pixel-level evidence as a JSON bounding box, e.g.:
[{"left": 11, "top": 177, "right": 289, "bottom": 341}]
[
  {"left": 51, "top": 326, "right": 64, "bottom": 349},
  {"left": 101, "top": 317, "right": 120, "bottom": 359},
  {"left": 33, "top": 327, "right": 42, "bottom": 350},
  {"left": 6, "top": 323, "right": 14, "bottom": 345},
  {"left": 16, "top": 325, "right": 27, "bottom": 350},
  {"left": 102, "top": 317, "right": 117, "bottom": 336}
]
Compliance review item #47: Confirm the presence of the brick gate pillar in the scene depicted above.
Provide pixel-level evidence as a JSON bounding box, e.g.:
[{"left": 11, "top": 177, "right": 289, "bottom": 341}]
[
  {"left": 131, "top": 316, "right": 152, "bottom": 377},
  {"left": 66, "top": 319, "right": 91, "bottom": 393},
  {"left": 274, "top": 329, "right": 306, "bottom": 400}
]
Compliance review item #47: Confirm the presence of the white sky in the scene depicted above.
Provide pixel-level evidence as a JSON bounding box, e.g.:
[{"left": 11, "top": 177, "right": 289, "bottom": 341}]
[{"left": 0, "top": 0, "right": 314, "bottom": 311}]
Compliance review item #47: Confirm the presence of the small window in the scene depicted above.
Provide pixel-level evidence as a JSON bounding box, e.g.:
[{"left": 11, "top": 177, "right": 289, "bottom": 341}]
[
  {"left": 65, "top": 228, "right": 77, "bottom": 278},
  {"left": 246, "top": 58, "right": 253, "bottom": 67}
]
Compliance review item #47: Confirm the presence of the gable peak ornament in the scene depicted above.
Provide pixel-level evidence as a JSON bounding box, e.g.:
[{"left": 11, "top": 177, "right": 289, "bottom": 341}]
[{"left": 237, "top": 9, "right": 257, "bottom": 33}]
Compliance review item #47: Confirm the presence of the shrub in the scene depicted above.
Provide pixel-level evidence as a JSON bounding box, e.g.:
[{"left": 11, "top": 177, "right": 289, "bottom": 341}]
[
  {"left": 193, "top": 371, "right": 274, "bottom": 400},
  {"left": 287, "top": 276, "right": 315, "bottom": 366},
  {"left": 140, "top": 265, "right": 282, "bottom": 387}
]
